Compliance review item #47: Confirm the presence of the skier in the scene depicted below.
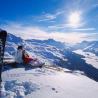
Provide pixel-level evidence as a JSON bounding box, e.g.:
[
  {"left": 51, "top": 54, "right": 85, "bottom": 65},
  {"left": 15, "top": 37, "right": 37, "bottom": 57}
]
[{"left": 15, "top": 45, "right": 44, "bottom": 67}]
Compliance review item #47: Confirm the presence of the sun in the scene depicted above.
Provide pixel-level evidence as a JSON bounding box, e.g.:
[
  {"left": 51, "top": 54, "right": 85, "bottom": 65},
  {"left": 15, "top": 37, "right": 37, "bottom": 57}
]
[{"left": 68, "top": 11, "right": 81, "bottom": 28}]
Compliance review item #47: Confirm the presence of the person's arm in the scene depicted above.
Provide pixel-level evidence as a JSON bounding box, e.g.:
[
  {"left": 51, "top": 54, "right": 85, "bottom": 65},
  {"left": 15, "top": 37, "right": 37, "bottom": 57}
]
[
  {"left": 15, "top": 52, "right": 17, "bottom": 61},
  {"left": 24, "top": 51, "right": 29, "bottom": 57}
]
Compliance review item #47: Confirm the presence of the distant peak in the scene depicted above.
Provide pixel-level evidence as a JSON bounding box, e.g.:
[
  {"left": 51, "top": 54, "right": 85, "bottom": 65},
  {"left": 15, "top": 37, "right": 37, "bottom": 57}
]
[{"left": 47, "top": 38, "right": 55, "bottom": 41}]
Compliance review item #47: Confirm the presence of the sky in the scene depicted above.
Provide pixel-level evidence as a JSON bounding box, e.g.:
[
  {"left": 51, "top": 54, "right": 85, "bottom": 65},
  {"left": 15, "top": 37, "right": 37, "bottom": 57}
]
[{"left": 0, "top": 0, "right": 98, "bottom": 43}]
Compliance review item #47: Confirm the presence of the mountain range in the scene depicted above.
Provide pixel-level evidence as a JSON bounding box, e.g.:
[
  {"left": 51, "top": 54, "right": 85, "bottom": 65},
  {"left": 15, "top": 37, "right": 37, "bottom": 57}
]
[{"left": 4, "top": 33, "right": 98, "bottom": 82}]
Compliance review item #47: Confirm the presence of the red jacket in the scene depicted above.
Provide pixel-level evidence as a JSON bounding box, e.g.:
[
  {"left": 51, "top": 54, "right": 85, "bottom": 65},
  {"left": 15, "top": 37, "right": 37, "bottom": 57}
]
[{"left": 24, "top": 56, "right": 33, "bottom": 64}]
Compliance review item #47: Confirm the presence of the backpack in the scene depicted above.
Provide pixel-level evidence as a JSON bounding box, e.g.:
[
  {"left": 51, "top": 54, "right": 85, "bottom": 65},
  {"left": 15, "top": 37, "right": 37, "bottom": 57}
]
[
  {"left": 22, "top": 50, "right": 25, "bottom": 63},
  {"left": 22, "top": 50, "right": 32, "bottom": 64}
]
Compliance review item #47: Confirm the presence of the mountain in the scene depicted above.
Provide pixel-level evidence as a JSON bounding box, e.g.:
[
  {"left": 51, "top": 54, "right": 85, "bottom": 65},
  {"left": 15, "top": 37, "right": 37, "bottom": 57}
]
[
  {"left": 5, "top": 33, "right": 68, "bottom": 65},
  {"left": 4, "top": 33, "right": 98, "bottom": 82},
  {"left": 1, "top": 33, "right": 98, "bottom": 98},
  {"left": 72, "top": 41, "right": 98, "bottom": 56},
  {"left": 26, "top": 38, "right": 69, "bottom": 50}
]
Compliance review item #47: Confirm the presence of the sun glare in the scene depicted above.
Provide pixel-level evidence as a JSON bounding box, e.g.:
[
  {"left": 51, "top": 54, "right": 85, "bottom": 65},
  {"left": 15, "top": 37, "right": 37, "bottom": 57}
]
[{"left": 68, "top": 11, "right": 81, "bottom": 28}]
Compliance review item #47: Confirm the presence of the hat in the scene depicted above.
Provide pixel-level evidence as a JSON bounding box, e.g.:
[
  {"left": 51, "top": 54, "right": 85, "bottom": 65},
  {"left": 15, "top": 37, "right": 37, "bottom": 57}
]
[{"left": 17, "top": 45, "right": 23, "bottom": 50}]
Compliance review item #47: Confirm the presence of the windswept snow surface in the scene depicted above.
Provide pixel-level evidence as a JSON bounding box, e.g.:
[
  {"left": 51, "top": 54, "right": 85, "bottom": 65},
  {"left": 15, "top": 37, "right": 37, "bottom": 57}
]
[
  {"left": 1, "top": 67, "right": 98, "bottom": 98},
  {"left": 74, "top": 50, "right": 98, "bottom": 69}
]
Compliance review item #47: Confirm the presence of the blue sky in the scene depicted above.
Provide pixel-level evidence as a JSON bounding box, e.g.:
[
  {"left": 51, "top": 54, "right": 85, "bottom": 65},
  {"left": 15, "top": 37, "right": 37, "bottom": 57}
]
[{"left": 0, "top": 0, "right": 98, "bottom": 43}]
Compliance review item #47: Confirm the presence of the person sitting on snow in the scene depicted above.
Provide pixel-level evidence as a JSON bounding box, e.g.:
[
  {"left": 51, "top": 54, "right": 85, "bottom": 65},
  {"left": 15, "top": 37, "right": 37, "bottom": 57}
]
[
  {"left": 15, "top": 45, "right": 37, "bottom": 64},
  {"left": 15, "top": 45, "right": 44, "bottom": 66},
  {"left": 15, "top": 45, "right": 24, "bottom": 64}
]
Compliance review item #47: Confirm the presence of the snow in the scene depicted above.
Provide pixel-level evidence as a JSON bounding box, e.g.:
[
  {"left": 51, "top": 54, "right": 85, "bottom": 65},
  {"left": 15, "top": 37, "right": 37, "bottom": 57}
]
[
  {"left": 4, "top": 33, "right": 69, "bottom": 66},
  {"left": 1, "top": 66, "right": 98, "bottom": 98},
  {"left": 1, "top": 33, "right": 98, "bottom": 98},
  {"left": 74, "top": 49, "right": 98, "bottom": 69}
]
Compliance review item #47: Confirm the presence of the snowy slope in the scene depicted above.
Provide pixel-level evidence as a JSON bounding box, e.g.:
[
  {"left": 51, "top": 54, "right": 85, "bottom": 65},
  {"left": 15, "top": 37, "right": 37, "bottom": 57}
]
[
  {"left": 3, "top": 33, "right": 98, "bottom": 82},
  {"left": 4, "top": 33, "right": 68, "bottom": 65},
  {"left": 72, "top": 41, "right": 98, "bottom": 56},
  {"left": 74, "top": 50, "right": 98, "bottom": 69},
  {"left": 1, "top": 67, "right": 98, "bottom": 98},
  {"left": 1, "top": 33, "right": 98, "bottom": 98}
]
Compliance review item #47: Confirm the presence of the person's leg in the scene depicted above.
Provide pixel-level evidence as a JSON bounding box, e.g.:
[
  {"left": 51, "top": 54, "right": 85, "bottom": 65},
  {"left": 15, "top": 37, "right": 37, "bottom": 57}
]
[
  {"left": 33, "top": 60, "right": 45, "bottom": 67},
  {"left": 29, "top": 58, "right": 45, "bottom": 67}
]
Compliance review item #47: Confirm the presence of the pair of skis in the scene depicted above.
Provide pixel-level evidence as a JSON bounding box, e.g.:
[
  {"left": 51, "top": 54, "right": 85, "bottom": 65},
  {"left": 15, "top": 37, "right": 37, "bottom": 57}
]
[{"left": 0, "top": 29, "right": 7, "bottom": 82}]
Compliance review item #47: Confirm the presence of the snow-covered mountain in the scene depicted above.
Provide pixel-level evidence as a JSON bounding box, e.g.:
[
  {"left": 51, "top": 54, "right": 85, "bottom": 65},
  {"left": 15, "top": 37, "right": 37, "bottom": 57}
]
[
  {"left": 72, "top": 41, "right": 98, "bottom": 56},
  {"left": 4, "top": 33, "right": 98, "bottom": 82},
  {"left": 1, "top": 33, "right": 98, "bottom": 98},
  {"left": 5, "top": 33, "right": 68, "bottom": 65}
]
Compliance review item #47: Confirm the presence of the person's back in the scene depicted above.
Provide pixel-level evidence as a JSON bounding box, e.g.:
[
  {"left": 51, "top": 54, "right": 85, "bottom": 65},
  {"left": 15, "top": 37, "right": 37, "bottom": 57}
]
[{"left": 15, "top": 46, "right": 24, "bottom": 63}]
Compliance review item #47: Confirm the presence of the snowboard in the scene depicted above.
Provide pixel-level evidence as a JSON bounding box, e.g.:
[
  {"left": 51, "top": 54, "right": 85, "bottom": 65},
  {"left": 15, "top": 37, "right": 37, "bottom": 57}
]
[{"left": 0, "top": 30, "right": 7, "bottom": 81}]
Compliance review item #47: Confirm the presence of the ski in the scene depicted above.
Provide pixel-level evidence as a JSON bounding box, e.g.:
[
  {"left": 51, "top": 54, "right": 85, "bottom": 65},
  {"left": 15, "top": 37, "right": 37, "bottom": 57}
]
[{"left": 0, "top": 29, "right": 7, "bottom": 82}]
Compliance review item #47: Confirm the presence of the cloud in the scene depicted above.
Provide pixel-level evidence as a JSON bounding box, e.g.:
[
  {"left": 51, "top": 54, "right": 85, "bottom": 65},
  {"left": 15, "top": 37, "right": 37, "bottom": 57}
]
[
  {"left": 48, "top": 24, "right": 67, "bottom": 29},
  {"left": 82, "top": 33, "right": 98, "bottom": 41},
  {"left": 39, "top": 14, "right": 56, "bottom": 21},
  {"left": 48, "top": 24, "right": 96, "bottom": 32},
  {"left": 1, "top": 23, "right": 98, "bottom": 44},
  {"left": 38, "top": 11, "right": 64, "bottom": 22},
  {"left": 74, "top": 28, "right": 96, "bottom": 31}
]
